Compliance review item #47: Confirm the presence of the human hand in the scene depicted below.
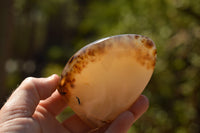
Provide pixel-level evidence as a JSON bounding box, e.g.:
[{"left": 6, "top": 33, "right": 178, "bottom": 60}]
[{"left": 0, "top": 74, "right": 149, "bottom": 133}]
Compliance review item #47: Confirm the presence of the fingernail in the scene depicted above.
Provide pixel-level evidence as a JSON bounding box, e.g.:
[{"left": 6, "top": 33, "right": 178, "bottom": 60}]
[
  {"left": 132, "top": 95, "right": 149, "bottom": 108},
  {"left": 129, "top": 95, "right": 149, "bottom": 119},
  {"left": 48, "top": 74, "right": 60, "bottom": 83},
  {"left": 122, "top": 111, "right": 135, "bottom": 122},
  {"left": 116, "top": 111, "right": 135, "bottom": 124},
  {"left": 105, "top": 111, "right": 134, "bottom": 133},
  {"left": 49, "top": 74, "right": 57, "bottom": 79}
]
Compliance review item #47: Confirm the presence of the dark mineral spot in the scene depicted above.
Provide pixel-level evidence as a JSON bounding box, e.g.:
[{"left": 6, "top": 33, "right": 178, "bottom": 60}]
[
  {"left": 70, "top": 84, "right": 75, "bottom": 88},
  {"left": 74, "top": 64, "right": 82, "bottom": 73},
  {"left": 101, "top": 120, "right": 108, "bottom": 124},
  {"left": 96, "top": 43, "right": 106, "bottom": 54},
  {"left": 69, "top": 56, "right": 75, "bottom": 64},
  {"left": 135, "top": 35, "right": 139, "bottom": 39},
  {"left": 88, "top": 50, "right": 95, "bottom": 56},
  {"left": 141, "top": 38, "right": 145, "bottom": 43},
  {"left": 127, "top": 34, "right": 133, "bottom": 40},
  {"left": 60, "top": 91, "right": 66, "bottom": 95},
  {"left": 153, "top": 49, "right": 157, "bottom": 56},
  {"left": 72, "top": 78, "right": 75, "bottom": 82},
  {"left": 144, "top": 39, "right": 154, "bottom": 49},
  {"left": 76, "top": 96, "right": 81, "bottom": 105}
]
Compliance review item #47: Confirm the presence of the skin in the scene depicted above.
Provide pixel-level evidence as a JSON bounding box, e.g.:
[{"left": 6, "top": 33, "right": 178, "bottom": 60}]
[{"left": 0, "top": 74, "right": 149, "bottom": 133}]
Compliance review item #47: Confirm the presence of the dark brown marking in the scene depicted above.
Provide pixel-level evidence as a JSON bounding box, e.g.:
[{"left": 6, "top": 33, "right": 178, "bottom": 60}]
[
  {"left": 135, "top": 35, "right": 139, "bottom": 39},
  {"left": 76, "top": 60, "right": 81, "bottom": 64},
  {"left": 101, "top": 120, "right": 108, "bottom": 124},
  {"left": 134, "top": 47, "right": 156, "bottom": 70},
  {"left": 72, "top": 78, "right": 75, "bottom": 82},
  {"left": 96, "top": 43, "right": 105, "bottom": 54},
  {"left": 60, "top": 91, "right": 66, "bottom": 95},
  {"left": 127, "top": 34, "right": 133, "bottom": 40},
  {"left": 78, "top": 55, "right": 84, "bottom": 60},
  {"left": 153, "top": 49, "right": 157, "bottom": 56},
  {"left": 141, "top": 38, "right": 145, "bottom": 43},
  {"left": 73, "top": 64, "right": 82, "bottom": 73},
  {"left": 144, "top": 39, "right": 154, "bottom": 49},
  {"left": 88, "top": 50, "right": 95, "bottom": 56},
  {"left": 70, "top": 84, "right": 75, "bottom": 88}
]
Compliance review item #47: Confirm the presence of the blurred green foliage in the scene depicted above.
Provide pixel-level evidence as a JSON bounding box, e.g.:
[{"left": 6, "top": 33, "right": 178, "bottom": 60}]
[{"left": 0, "top": 0, "right": 200, "bottom": 132}]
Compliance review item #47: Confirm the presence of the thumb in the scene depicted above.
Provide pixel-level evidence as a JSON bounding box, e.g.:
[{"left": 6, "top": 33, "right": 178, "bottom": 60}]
[{"left": 0, "top": 74, "right": 60, "bottom": 122}]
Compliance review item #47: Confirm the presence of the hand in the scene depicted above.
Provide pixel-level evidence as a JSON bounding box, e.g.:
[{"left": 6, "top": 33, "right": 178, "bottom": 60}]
[{"left": 0, "top": 74, "right": 149, "bottom": 133}]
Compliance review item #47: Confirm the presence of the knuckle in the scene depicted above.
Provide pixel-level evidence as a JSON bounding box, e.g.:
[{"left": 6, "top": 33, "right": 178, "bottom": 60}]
[
  {"left": 23, "top": 77, "right": 35, "bottom": 84},
  {"left": 21, "top": 77, "right": 37, "bottom": 90}
]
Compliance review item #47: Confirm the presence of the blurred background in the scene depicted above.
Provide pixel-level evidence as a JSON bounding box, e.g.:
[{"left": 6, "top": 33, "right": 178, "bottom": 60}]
[{"left": 0, "top": 0, "right": 200, "bottom": 132}]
